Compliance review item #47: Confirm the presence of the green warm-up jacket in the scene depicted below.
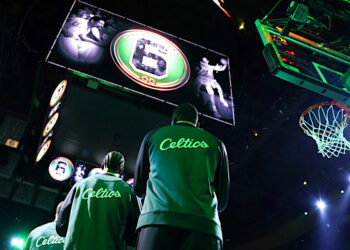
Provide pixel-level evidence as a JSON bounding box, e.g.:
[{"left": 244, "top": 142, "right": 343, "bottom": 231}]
[
  {"left": 56, "top": 174, "right": 139, "bottom": 250},
  {"left": 24, "top": 221, "right": 65, "bottom": 250},
  {"left": 134, "top": 123, "right": 230, "bottom": 241}
]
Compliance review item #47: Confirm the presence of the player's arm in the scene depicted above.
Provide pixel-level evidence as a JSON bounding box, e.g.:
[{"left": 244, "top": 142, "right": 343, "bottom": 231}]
[
  {"left": 215, "top": 60, "right": 227, "bottom": 71},
  {"left": 56, "top": 183, "right": 78, "bottom": 236},
  {"left": 218, "top": 63, "right": 227, "bottom": 71},
  {"left": 79, "top": 32, "right": 105, "bottom": 46},
  {"left": 125, "top": 190, "right": 141, "bottom": 247},
  {"left": 213, "top": 140, "right": 230, "bottom": 213},
  {"left": 134, "top": 131, "right": 153, "bottom": 198}
]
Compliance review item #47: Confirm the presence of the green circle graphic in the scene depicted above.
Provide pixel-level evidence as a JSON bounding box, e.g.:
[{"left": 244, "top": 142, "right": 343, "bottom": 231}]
[
  {"left": 48, "top": 157, "right": 74, "bottom": 181},
  {"left": 43, "top": 112, "right": 59, "bottom": 137},
  {"left": 36, "top": 140, "right": 51, "bottom": 162},
  {"left": 110, "top": 29, "right": 190, "bottom": 91},
  {"left": 50, "top": 80, "right": 67, "bottom": 107}
]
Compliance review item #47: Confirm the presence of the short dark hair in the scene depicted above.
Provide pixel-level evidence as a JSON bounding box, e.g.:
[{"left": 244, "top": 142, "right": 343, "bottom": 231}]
[
  {"left": 171, "top": 103, "right": 198, "bottom": 126},
  {"left": 89, "top": 16, "right": 103, "bottom": 23},
  {"left": 102, "top": 151, "right": 125, "bottom": 174}
]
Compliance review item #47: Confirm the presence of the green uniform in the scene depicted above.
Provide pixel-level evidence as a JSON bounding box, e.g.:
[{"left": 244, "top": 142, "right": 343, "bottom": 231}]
[
  {"left": 56, "top": 173, "right": 139, "bottom": 250},
  {"left": 24, "top": 222, "right": 65, "bottom": 250},
  {"left": 134, "top": 124, "right": 230, "bottom": 242}
]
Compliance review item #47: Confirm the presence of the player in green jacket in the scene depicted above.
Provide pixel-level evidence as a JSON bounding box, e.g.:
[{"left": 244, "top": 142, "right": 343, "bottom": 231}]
[
  {"left": 24, "top": 202, "right": 66, "bottom": 250},
  {"left": 56, "top": 151, "right": 139, "bottom": 250},
  {"left": 134, "top": 103, "right": 230, "bottom": 250}
]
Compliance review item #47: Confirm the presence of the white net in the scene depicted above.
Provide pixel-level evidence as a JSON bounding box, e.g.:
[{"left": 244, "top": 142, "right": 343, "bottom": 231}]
[{"left": 299, "top": 104, "right": 350, "bottom": 158}]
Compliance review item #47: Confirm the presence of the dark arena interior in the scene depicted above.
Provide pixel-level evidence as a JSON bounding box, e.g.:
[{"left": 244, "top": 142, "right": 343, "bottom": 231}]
[{"left": 1, "top": 0, "right": 350, "bottom": 249}]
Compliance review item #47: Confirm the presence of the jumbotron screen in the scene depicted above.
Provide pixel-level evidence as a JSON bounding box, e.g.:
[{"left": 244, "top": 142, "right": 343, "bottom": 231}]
[{"left": 46, "top": 1, "right": 234, "bottom": 125}]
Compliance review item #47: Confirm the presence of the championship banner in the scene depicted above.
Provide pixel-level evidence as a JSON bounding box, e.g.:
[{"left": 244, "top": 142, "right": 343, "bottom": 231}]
[
  {"left": 46, "top": 0, "right": 235, "bottom": 125},
  {"left": 36, "top": 79, "right": 68, "bottom": 163}
]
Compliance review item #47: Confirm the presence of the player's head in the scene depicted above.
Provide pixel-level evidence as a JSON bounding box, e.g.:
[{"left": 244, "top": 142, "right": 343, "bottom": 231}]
[
  {"left": 171, "top": 103, "right": 198, "bottom": 127},
  {"left": 102, "top": 151, "right": 125, "bottom": 175},
  {"left": 89, "top": 16, "right": 104, "bottom": 27},
  {"left": 55, "top": 201, "right": 64, "bottom": 221}
]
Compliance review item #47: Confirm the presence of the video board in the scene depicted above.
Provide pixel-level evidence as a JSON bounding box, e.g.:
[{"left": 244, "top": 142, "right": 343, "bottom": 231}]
[{"left": 46, "top": 1, "right": 234, "bottom": 125}]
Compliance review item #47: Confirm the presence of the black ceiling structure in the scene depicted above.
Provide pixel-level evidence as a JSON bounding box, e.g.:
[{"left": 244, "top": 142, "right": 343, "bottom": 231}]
[{"left": 1, "top": 0, "right": 350, "bottom": 249}]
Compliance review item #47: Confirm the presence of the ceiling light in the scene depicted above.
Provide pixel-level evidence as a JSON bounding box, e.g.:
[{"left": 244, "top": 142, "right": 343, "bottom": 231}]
[
  {"left": 316, "top": 200, "right": 326, "bottom": 211},
  {"left": 239, "top": 21, "right": 245, "bottom": 30}
]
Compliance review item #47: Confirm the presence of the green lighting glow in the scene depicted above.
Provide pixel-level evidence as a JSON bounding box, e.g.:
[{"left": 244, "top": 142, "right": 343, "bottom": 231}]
[
  {"left": 71, "top": 71, "right": 89, "bottom": 79},
  {"left": 311, "top": 62, "right": 348, "bottom": 92},
  {"left": 70, "top": 71, "right": 135, "bottom": 94},
  {"left": 341, "top": 190, "right": 345, "bottom": 194},
  {"left": 304, "top": 211, "right": 308, "bottom": 216}
]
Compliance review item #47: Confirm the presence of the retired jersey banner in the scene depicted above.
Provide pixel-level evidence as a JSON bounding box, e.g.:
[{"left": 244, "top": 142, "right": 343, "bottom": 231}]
[{"left": 46, "top": 0, "right": 234, "bottom": 125}]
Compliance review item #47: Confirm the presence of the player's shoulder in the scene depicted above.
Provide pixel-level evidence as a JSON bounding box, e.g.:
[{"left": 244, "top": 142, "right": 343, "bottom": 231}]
[
  {"left": 74, "top": 174, "right": 97, "bottom": 189},
  {"left": 197, "top": 126, "right": 215, "bottom": 136},
  {"left": 146, "top": 127, "right": 162, "bottom": 137},
  {"left": 156, "top": 124, "right": 199, "bottom": 133},
  {"left": 139, "top": 127, "right": 166, "bottom": 143},
  {"left": 156, "top": 124, "right": 218, "bottom": 139},
  {"left": 28, "top": 222, "right": 54, "bottom": 236},
  {"left": 116, "top": 179, "right": 133, "bottom": 191},
  {"left": 92, "top": 174, "right": 131, "bottom": 189},
  {"left": 77, "top": 175, "right": 92, "bottom": 185},
  {"left": 190, "top": 126, "right": 220, "bottom": 140},
  {"left": 81, "top": 173, "right": 111, "bottom": 184}
]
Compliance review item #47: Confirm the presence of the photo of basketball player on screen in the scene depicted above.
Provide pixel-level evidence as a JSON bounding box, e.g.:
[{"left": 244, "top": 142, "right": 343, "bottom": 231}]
[
  {"left": 73, "top": 164, "right": 87, "bottom": 183},
  {"left": 195, "top": 57, "right": 231, "bottom": 118},
  {"left": 58, "top": 7, "right": 119, "bottom": 64}
]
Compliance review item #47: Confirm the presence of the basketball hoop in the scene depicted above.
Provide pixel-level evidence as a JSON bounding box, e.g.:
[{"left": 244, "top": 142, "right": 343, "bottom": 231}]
[{"left": 299, "top": 100, "right": 350, "bottom": 158}]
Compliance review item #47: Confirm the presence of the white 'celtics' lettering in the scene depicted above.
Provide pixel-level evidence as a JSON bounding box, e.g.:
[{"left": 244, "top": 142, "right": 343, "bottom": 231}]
[
  {"left": 82, "top": 188, "right": 121, "bottom": 200},
  {"left": 35, "top": 235, "right": 66, "bottom": 247}
]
